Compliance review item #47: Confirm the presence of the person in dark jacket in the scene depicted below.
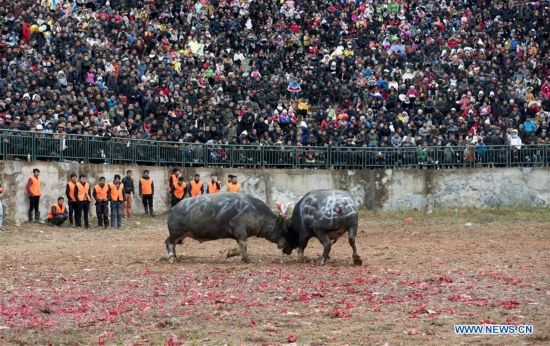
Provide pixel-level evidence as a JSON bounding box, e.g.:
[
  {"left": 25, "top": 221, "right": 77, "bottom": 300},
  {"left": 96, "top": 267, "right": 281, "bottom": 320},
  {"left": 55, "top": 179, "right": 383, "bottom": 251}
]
[{"left": 121, "top": 170, "right": 134, "bottom": 218}]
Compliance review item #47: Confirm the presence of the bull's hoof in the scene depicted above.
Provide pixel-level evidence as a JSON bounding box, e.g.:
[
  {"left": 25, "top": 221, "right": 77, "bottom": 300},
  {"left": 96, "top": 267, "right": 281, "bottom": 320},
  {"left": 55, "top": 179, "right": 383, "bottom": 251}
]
[
  {"left": 168, "top": 256, "right": 177, "bottom": 264},
  {"left": 241, "top": 257, "right": 250, "bottom": 264},
  {"left": 225, "top": 248, "right": 241, "bottom": 258},
  {"left": 319, "top": 257, "right": 327, "bottom": 266},
  {"left": 353, "top": 255, "right": 363, "bottom": 266},
  {"left": 298, "top": 256, "right": 307, "bottom": 263}
]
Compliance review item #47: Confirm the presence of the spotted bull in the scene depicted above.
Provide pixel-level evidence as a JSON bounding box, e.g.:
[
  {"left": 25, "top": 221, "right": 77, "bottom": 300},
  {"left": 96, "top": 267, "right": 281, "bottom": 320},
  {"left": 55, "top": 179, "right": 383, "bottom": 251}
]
[
  {"left": 283, "top": 190, "right": 362, "bottom": 266},
  {"left": 166, "top": 193, "right": 290, "bottom": 263}
]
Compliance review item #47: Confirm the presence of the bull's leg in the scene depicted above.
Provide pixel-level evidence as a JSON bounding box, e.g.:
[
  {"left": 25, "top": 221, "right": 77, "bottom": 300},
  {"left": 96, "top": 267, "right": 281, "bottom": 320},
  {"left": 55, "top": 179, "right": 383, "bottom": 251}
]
[
  {"left": 316, "top": 232, "right": 332, "bottom": 266},
  {"left": 165, "top": 236, "right": 178, "bottom": 263},
  {"left": 297, "top": 234, "right": 312, "bottom": 263},
  {"left": 348, "top": 225, "right": 362, "bottom": 266},
  {"left": 237, "top": 239, "right": 249, "bottom": 263}
]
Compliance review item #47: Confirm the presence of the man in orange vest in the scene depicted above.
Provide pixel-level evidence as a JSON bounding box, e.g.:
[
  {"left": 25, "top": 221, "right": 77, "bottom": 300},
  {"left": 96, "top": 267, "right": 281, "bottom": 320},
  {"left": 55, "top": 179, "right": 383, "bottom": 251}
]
[
  {"left": 65, "top": 173, "right": 77, "bottom": 225},
  {"left": 74, "top": 174, "right": 91, "bottom": 229},
  {"left": 168, "top": 167, "right": 180, "bottom": 194},
  {"left": 26, "top": 168, "right": 42, "bottom": 223},
  {"left": 108, "top": 174, "right": 124, "bottom": 228},
  {"left": 188, "top": 173, "right": 204, "bottom": 197},
  {"left": 226, "top": 174, "right": 241, "bottom": 192},
  {"left": 171, "top": 176, "right": 187, "bottom": 207},
  {"left": 207, "top": 174, "right": 221, "bottom": 194},
  {"left": 93, "top": 176, "right": 109, "bottom": 228},
  {"left": 139, "top": 170, "right": 155, "bottom": 216},
  {"left": 47, "top": 197, "right": 68, "bottom": 226}
]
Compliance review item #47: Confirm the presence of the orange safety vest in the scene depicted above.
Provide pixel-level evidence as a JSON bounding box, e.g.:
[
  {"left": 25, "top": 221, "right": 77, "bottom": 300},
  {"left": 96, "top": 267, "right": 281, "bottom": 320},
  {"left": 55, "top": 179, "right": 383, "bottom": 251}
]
[
  {"left": 169, "top": 174, "right": 179, "bottom": 192},
  {"left": 140, "top": 178, "right": 153, "bottom": 195},
  {"left": 67, "top": 181, "right": 76, "bottom": 202},
  {"left": 208, "top": 181, "right": 220, "bottom": 194},
  {"left": 29, "top": 176, "right": 41, "bottom": 196},
  {"left": 173, "top": 182, "right": 186, "bottom": 199},
  {"left": 94, "top": 184, "right": 109, "bottom": 201},
  {"left": 48, "top": 203, "right": 66, "bottom": 219},
  {"left": 190, "top": 180, "right": 202, "bottom": 197},
  {"left": 76, "top": 182, "right": 90, "bottom": 201},
  {"left": 109, "top": 182, "right": 125, "bottom": 202},
  {"left": 227, "top": 182, "right": 241, "bottom": 193}
]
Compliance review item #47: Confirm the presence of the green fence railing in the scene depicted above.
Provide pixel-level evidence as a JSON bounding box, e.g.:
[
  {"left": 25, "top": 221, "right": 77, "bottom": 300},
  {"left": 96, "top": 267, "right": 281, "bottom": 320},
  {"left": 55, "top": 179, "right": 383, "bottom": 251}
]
[{"left": 1, "top": 130, "right": 549, "bottom": 169}]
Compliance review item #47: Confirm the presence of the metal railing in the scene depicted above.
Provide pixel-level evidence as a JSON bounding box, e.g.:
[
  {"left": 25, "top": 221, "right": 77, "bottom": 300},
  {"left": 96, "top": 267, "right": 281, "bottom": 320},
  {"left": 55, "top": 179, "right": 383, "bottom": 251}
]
[{"left": 1, "top": 130, "right": 549, "bottom": 169}]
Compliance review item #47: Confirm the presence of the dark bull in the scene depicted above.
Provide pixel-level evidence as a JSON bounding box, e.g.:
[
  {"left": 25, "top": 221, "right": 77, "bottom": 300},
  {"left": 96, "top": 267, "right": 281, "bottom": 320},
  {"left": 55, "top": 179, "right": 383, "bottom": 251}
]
[
  {"left": 283, "top": 189, "right": 362, "bottom": 266},
  {"left": 166, "top": 193, "right": 290, "bottom": 263}
]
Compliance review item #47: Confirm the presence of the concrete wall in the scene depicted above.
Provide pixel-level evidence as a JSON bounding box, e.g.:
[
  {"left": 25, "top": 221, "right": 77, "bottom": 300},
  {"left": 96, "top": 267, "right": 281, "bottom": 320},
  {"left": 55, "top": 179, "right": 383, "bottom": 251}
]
[{"left": 1, "top": 160, "right": 549, "bottom": 225}]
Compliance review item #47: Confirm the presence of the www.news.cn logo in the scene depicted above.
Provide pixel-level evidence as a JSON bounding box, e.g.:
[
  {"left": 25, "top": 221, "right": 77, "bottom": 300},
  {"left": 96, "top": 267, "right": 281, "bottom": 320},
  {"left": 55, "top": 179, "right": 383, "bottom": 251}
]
[{"left": 455, "top": 324, "right": 534, "bottom": 335}]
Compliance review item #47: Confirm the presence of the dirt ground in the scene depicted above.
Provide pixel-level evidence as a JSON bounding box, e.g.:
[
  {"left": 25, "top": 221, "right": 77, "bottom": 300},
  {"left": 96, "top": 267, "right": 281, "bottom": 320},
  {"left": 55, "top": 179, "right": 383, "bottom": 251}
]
[{"left": 0, "top": 209, "right": 549, "bottom": 345}]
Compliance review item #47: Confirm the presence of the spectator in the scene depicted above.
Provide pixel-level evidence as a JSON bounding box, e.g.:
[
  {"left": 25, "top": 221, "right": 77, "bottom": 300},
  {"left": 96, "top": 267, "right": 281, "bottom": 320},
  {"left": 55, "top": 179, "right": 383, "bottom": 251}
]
[
  {"left": 0, "top": 0, "right": 548, "bottom": 153},
  {"left": 508, "top": 129, "right": 523, "bottom": 150}
]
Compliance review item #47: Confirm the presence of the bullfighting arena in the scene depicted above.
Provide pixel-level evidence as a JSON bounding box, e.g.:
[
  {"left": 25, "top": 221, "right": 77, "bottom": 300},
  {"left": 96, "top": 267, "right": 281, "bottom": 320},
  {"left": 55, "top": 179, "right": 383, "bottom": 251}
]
[{"left": 0, "top": 210, "right": 548, "bottom": 345}]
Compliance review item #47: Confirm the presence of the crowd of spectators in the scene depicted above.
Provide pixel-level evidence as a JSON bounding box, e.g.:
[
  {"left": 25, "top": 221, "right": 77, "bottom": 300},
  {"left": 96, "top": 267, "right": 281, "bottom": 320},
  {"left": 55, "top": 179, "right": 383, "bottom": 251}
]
[{"left": 1, "top": 0, "right": 550, "bottom": 154}]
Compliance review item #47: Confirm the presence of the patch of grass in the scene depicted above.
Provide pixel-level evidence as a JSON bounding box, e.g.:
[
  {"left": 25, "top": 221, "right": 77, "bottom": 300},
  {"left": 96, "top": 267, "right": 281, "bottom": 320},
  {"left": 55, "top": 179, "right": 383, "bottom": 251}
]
[{"left": 360, "top": 207, "right": 550, "bottom": 225}]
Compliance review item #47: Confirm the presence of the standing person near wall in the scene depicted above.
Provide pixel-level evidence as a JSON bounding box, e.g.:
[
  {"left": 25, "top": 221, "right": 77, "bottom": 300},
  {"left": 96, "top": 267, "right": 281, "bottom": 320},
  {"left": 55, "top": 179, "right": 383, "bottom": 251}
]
[
  {"left": 121, "top": 170, "right": 134, "bottom": 218},
  {"left": 47, "top": 197, "right": 68, "bottom": 226},
  {"left": 207, "top": 174, "right": 221, "bottom": 194},
  {"left": 109, "top": 175, "right": 124, "bottom": 228},
  {"left": 65, "top": 173, "right": 78, "bottom": 225},
  {"left": 0, "top": 182, "right": 4, "bottom": 231},
  {"left": 74, "top": 174, "right": 91, "bottom": 229},
  {"left": 168, "top": 167, "right": 180, "bottom": 195},
  {"left": 171, "top": 176, "right": 187, "bottom": 207},
  {"left": 93, "top": 177, "right": 109, "bottom": 229},
  {"left": 139, "top": 170, "right": 155, "bottom": 216},
  {"left": 26, "top": 168, "right": 43, "bottom": 223},
  {"left": 188, "top": 174, "right": 204, "bottom": 197},
  {"left": 226, "top": 175, "right": 241, "bottom": 192}
]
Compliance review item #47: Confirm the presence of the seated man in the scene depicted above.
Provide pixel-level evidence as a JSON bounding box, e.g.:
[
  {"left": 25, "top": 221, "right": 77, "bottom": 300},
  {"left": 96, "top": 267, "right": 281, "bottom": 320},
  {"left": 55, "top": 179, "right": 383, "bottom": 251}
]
[{"left": 48, "top": 197, "right": 69, "bottom": 226}]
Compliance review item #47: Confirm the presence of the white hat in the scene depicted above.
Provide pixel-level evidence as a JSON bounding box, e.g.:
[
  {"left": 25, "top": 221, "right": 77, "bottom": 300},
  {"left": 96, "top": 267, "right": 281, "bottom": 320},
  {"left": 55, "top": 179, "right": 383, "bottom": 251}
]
[{"left": 23, "top": 93, "right": 30, "bottom": 99}]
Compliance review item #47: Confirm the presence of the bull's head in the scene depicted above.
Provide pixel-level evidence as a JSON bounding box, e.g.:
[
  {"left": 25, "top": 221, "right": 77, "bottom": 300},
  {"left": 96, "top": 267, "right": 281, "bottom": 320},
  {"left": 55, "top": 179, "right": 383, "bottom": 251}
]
[
  {"left": 273, "top": 201, "right": 292, "bottom": 249},
  {"left": 275, "top": 201, "right": 291, "bottom": 219}
]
